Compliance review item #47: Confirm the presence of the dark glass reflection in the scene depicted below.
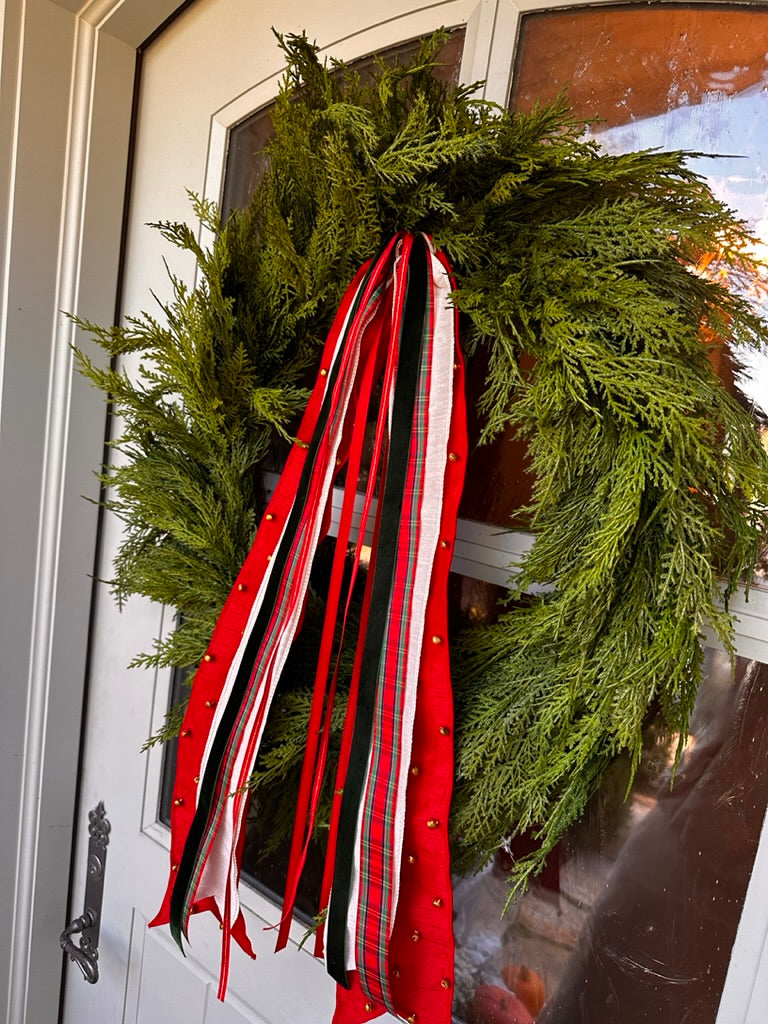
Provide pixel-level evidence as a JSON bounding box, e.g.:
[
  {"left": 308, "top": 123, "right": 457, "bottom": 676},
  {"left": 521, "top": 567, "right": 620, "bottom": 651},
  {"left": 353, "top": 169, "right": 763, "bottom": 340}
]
[
  {"left": 457, "top": 348, "right": 534, "bottom": 529},
  {"left": 452, "top": 650, "right": 768, "bottom": 1024}
]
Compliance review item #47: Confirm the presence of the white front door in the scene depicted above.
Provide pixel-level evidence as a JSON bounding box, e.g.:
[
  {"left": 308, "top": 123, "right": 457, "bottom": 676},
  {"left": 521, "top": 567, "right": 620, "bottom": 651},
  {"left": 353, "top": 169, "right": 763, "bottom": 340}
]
[
  {"left": 57, "top": 1, "right": 768, "bottom": 1022},
  {"left": 59, "top": 2, "right": 506, "bottom": 1021}
]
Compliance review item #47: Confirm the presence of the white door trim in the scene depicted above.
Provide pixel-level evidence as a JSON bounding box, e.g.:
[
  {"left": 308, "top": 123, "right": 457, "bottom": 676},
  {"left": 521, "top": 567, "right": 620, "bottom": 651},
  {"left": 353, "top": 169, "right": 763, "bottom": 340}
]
[
  {"left": 0, "top": 3, "right": 179, "bottom": 1022},
  {"left": 9, "top": 13, "right": 104, "bottom": 1020}
]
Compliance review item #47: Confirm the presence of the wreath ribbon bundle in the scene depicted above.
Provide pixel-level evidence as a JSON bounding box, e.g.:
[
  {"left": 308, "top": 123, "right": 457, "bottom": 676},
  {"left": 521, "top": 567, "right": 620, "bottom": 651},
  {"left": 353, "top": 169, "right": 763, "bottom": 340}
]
[{"left": 150, "top": 233, "right": 467, "bottom": 1024}]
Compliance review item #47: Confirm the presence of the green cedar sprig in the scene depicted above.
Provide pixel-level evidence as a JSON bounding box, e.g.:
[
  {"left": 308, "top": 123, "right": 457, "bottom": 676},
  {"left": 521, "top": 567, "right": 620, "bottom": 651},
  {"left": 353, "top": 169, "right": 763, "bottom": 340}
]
[{"left": 72, "top": 194, "right": 312, "bottom": 669}]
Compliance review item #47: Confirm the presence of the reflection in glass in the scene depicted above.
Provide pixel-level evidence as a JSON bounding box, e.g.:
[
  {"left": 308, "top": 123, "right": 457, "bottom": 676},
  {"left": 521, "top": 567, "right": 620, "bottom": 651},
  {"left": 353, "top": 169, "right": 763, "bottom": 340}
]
[
  {"left": 453, "top": 651, "right": 768, "bottom": 1024},
  {"left": 464, "top": 4, "right": 768, "bottom": 534},
  {"left": 512, "top": 4, "right": 768, "bottom": 417},
  {"left": 457, "top": 349, "right": 534, "bottom": 528}
]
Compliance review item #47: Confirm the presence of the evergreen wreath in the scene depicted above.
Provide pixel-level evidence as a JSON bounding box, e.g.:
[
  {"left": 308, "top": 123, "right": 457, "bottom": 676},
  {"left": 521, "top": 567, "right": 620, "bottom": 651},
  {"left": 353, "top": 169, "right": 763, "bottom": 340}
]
[{"left": 74, "top": 31, "right": 768, "bottom": 895}]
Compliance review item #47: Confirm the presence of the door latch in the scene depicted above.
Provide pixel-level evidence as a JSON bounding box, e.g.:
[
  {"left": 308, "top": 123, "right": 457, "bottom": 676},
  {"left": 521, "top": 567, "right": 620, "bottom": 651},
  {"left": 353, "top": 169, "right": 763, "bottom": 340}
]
[{"left": 60, "top": 801, "right": 111, "bottom": 984}]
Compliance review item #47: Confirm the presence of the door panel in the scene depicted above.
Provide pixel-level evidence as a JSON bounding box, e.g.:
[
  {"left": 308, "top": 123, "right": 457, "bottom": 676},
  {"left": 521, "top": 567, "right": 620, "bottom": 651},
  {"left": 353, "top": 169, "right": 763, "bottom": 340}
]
[
  {"left": 61, "top": 1, "right": 480, "bottom": 1021},
  {"left": 124, "top": 920, "right": 265, "bottom": 1024}
]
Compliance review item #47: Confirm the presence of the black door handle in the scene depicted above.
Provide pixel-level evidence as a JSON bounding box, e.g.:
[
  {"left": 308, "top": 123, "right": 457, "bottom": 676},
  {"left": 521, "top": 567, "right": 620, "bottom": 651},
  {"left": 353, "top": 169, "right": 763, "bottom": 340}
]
[{"left": 60, "top": 802, "right": 110, "bottom": 984}]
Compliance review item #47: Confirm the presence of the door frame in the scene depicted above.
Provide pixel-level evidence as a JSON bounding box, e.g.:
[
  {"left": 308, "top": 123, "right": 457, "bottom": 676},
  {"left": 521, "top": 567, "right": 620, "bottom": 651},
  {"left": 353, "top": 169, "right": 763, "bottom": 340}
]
[
  {"left": 2, "top": 1, "right": 768, "bottom": 1022},
  {"left": 1, "top": 4, "right": 183, "bottom": 1023}
]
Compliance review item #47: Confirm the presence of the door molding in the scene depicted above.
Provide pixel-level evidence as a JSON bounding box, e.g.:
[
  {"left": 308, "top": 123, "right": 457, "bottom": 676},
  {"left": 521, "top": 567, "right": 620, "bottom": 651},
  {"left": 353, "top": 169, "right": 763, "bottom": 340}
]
[{"left": 0, "top": 3, "right": 180, "bottom": 1022}]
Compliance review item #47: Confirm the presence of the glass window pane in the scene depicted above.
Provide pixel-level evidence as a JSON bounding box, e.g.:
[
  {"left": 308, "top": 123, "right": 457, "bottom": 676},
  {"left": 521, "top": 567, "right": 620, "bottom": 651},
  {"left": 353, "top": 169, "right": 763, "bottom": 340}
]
[
  {"left": 459, "top": 350, "right": 534, "bottom": 527},
  {"left": 448, "top": 10, "right": 768, "bottom": 1023},
  {"left": 466, "top": 4, "right": 768, "bottom": 533},
  {"left": 511, "top": 4, "right": 768, "bottom": 417},
  {"left": 453, "top": 649, "right": 768, "bottom": 1024}
]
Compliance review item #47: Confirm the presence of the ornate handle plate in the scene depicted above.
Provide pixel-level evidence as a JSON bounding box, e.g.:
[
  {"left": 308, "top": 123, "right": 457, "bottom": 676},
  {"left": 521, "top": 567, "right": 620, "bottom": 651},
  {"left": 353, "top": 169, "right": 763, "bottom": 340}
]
[{"left": 60, "top": 802, "right": 110, "bottom": 984}]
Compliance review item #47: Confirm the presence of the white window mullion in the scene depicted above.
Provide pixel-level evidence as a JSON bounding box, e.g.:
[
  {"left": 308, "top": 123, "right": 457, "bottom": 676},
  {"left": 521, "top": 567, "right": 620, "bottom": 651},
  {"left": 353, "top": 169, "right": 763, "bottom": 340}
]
[{"left": 459, "top": 0, "right": 504, "bottom": 97}]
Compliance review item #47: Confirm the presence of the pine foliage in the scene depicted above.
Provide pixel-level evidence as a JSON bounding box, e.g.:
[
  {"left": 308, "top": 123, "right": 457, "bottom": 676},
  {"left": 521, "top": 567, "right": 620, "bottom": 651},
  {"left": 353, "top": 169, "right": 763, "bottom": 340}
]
[
  {"left": 75, "top": 33, "right": 768, "bottom": 890},
  {"left": 73, "top": 195, "right": 313, "bottom": 668}
]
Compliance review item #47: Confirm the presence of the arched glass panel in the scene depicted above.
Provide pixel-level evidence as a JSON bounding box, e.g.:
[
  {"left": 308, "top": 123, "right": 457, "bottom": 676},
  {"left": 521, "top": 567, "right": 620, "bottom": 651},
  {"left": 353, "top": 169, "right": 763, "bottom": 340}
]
[
  {"left": 513, "top": 4, "right": 768, "bottom": 417},
  {"left": 222, "top": 30, "right": 466, "bottom": 215}
]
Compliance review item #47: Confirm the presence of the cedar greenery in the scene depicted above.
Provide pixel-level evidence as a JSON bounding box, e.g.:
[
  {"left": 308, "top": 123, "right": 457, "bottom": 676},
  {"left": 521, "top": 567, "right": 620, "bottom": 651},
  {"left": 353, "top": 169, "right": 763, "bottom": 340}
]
[{"left": 74, "top": 32, "right": 768, "bottom": 893}]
